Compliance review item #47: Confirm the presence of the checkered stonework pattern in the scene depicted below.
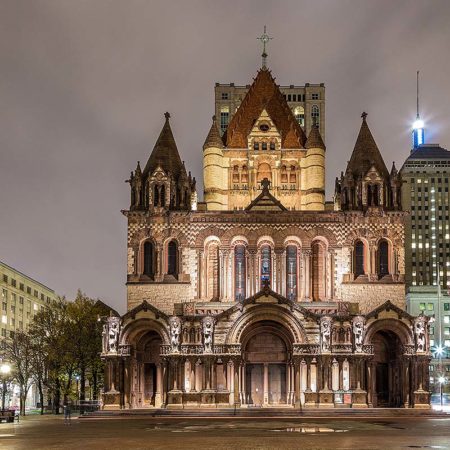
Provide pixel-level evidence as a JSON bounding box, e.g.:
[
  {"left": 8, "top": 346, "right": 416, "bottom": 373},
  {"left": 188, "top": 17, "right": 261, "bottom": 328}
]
[{"left": 125, "top": 208, "right": 406, "bottom": 314}]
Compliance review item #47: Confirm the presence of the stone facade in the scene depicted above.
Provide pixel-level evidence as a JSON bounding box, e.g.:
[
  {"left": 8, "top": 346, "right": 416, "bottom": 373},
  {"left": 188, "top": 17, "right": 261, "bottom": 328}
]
[{"left": 102, "top": 65, "right": 431, "bottom": 411}]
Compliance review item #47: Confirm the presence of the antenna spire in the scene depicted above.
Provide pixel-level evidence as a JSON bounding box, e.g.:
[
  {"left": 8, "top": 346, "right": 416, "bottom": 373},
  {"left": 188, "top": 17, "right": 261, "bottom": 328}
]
[
  {"left": 257, "top": 26, "right": 273, "bottom": 69},
  {"left": 416, "top": 70, "right": 420, "bottom": 119}
]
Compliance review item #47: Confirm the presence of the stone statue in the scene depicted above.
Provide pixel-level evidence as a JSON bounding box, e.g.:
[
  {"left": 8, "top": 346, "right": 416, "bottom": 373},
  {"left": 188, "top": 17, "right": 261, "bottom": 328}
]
[
  {"left": 353, "top": 316, "right": 365, "bottom": 352},
  {"left": 320, "top": 317, "right": 332, "bottom": 352},
  {"left": 414, "top": 316, "right": 426, "bottom": 353},
  {"left": 107, "top": 317, "right": 120, "bottom": 353},
  {"left": 202, "top": 316, "right": 215, "bottom": 353},
  {"left": 169, "top": 316, "right": 182, "bottom": 353}
]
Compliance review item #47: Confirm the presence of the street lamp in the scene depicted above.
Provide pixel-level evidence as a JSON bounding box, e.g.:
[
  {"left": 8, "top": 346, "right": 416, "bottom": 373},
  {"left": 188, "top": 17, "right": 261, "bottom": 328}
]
[{"left": 0, "top": 363, "right": 11, "bottom": 411}]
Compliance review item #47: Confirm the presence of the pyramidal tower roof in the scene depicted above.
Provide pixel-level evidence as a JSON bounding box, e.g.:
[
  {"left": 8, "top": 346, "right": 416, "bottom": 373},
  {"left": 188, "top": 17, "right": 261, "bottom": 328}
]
[
  {"left": 143, "top": 112, "right": 185, "bottom": 179},
  {"left": 305, "top": 124, "right": 325, "bottom": 150},
  {"left": 346, "top": 113, "right": 389, "bottom": 178},
  {"left": 203, "top": 115, "right": 224, "bottom": 149},
  {"left": 223, "top": 68, "right": 307, "bottom": 149}
]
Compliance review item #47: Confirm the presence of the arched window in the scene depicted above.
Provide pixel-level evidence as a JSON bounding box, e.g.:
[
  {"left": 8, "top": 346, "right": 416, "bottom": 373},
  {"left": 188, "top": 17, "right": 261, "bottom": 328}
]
[
  {"left": 281, "top": 166, "right": 288, "bottom": 183},
  {"left": 253, "top": 141, "right": 259, "bottom": 150},
  {"left": 294, "top": 106, "right": 305, "bottom": 127},
  {"left": 234, "top": 245, "right": 246, "bottom": 301},
  {"left": 368, "top": 184, "right": 379, "bottom": 206},
  {"left": 220, "top": 105, "right": 229, "bottom": 134},
  {"left": 270, "top": 141, "right": 275, "bottom": 150},
  {"left": 260, "top": 245, "right": 271, "bottom": 288},
  {"left": 206, "top": 243, "right": 220, "bottom": 300},
  {"left": 241, "top": 166, "right": 248, "bottom": 184},
  {"left": 311, "top": 241, "right": 325, "bottom": 301},
  {"left": 262, "top": 142, "right": 267, "bottom": 151},
  {"left": 160, "top": 185, "right": 165, "bottom": 207},
  {"left": 289, "top": 165, "right": 297, "bottom": 183},
  {"left": 232, "top": 165, "right": 240, "bottom": 183},
  {"left": 311, "top": 105, "right": 320, "bottom": 124},
  {"left": 153, "top": 186, "right": 159, "bottom": 207},
  {"left": 167, "top": 240, "right": 178, "bottom": 276},
  {"left": 143, "top": 241, "right": 155, "bottom": 277},
  {"left": 257, "top": 163, "right": 272, "bottom": 182},
  {"left": 286, "top": 245, "right": 298, "bottom": 300},
  {"left": 378, "top": 240, "right": 389, "bottom": 277},
  {"left": 354, "top": 241, "right": 365, "bottom": 277}
]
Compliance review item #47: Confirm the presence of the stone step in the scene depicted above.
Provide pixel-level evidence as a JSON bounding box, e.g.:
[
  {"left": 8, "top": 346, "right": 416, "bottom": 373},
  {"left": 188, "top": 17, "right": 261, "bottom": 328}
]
[{"left": 82, "top": 407, "right": 448, "bottom": 419}]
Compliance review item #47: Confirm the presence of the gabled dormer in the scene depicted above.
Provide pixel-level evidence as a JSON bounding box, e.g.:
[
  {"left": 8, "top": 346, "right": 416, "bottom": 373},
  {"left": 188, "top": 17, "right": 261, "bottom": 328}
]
[{"left": 247, "top": 109, "right": 282, "bottom": 152}]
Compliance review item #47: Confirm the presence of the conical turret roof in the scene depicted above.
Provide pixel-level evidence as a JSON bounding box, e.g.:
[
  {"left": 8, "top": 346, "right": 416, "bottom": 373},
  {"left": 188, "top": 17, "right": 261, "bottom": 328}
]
[
  {"left": 305, "top": 124, "right": 326, "bottom": 150},
  {"left": 224, "top": 68, "right": 306, "bottom": 149},
  {"left": 143, "top": 112, "right": 185, "bottom": 179},
  {"left": 346, "top": 113, "right": 389, "bottom": 179},
  {"left": 203, "top": 115, "right": 224, "bottom": 150}
]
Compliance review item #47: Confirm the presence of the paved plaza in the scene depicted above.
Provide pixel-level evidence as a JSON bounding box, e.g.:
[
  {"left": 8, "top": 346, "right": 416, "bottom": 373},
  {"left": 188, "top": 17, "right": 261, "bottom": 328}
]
[{"left": 0, "top": 415, "right": 449, "bottom": 450}]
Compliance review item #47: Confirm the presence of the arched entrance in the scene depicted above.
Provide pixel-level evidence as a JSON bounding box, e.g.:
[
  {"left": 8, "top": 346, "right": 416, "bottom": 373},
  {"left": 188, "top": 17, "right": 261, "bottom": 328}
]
[
  {"left": 242, "top": 321, "right": 291, "bottom": 406},
  {"left": 372, "top": 330, "right": 404, "bottom": 407},
  {"left": 136, "top": 330, "right": 162, "bottom": 407}
]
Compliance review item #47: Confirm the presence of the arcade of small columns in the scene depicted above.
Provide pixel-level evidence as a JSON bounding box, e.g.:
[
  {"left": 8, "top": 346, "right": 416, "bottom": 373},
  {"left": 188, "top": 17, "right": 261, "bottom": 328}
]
[
  {"left": 105, "top": 322, "right": 429, "bottom": 409},
  {"left": 195, "top": 238, "right": 335, "bottom": 301},
  {"left": 107, "top": 350, "right": 428, "bottom": 409}
]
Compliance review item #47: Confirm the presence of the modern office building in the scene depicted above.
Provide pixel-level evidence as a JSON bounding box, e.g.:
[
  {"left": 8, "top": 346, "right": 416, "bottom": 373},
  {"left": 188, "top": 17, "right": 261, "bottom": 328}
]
[
  {"left": 400, "top": 144, "right": 450, "bottom": 288},
  {"left": 407, "top": 286, "right": 450, "bottom": 395},
  {"left": 0, "top": 260, "right": 57, "bottom": 340}
]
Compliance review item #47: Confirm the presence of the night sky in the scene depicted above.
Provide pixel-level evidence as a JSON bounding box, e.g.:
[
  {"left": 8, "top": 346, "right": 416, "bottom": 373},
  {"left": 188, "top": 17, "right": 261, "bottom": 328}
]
[{"left": 1, "top": 0, "right": 450, "bottom": 313}]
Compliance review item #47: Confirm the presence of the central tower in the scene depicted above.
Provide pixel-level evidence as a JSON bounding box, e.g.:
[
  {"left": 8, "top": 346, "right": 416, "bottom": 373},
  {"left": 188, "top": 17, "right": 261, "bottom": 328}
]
[{"left": 203, "top": 67, "right": 326, "bottom": 211}]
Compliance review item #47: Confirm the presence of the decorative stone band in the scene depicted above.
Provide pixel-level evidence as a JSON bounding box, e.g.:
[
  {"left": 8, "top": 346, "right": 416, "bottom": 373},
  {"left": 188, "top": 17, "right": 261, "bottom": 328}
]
[
  {"left": 293, "top": 344, "right": 321, "bottom": 355},
  {"left": 160, "top": 344, "right": 241, "bottom": 356},
  {"left": 330, "top": 344, "right": 353, "bottom": 353},
  {"left": 402, "top": 344, "right": 416, "bottom": 356}
]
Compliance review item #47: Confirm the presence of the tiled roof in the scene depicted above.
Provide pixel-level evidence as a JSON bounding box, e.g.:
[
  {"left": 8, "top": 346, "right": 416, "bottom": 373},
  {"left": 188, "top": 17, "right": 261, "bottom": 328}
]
[
  {"left": 305, "top": 125, "right": 325, "bottom": 150},
  {"left": 143, "top": 112, "right": 185, "bottom": 179},
  {"left": 346, "top": 114, "right": 389, "bottom": 179},
  {"left": 224, "top": 68, "right": 306, "bottom": 149},
  {"left": 203, "top": 115, "right": 224, "bottom": 149}
]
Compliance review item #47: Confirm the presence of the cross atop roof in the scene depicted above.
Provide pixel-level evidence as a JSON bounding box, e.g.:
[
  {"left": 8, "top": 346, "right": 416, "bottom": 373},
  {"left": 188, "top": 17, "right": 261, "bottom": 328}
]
[{"left": 257, "top": 26, "right": 273, "bottom": 68}]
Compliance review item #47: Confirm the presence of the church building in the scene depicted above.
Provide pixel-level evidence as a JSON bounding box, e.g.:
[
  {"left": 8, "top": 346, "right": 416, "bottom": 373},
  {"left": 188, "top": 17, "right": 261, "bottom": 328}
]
[{"left": 101, "top": 56, "right": 431, "bottom": 410}]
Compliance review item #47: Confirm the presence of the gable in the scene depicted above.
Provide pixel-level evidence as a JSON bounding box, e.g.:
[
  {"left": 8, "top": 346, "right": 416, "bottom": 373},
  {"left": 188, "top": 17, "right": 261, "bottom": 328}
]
[
  {"left": 245, "top": 179, "right": 287, "bottom": 211},
  {"left": 225, "top": 69, "right": 306, "bottom": 149}
]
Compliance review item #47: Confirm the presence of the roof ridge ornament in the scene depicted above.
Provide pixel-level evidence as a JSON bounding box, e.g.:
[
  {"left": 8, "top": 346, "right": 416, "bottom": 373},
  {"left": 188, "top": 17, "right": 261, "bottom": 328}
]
[{"left": 257, "top": 25, "right": 272, "bottom": 69}]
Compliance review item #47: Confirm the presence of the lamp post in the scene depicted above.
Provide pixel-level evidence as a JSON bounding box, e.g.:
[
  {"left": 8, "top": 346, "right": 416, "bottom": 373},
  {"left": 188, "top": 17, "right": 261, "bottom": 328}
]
[{"left": 0, "top": 363, "right": 11, "bottom": 411}]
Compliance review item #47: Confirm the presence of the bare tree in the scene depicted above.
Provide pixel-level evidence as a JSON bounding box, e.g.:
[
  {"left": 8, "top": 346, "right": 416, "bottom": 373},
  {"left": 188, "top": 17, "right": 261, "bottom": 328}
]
[{"left": 4, "top": 331, "right": 34, "bottom": 415}]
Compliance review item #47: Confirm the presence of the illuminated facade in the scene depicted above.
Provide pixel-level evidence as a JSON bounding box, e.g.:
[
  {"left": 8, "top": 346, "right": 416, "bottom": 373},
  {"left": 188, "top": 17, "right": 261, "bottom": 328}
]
[{"left": 102, "top": 65, "right": 431, "bottom": 411}]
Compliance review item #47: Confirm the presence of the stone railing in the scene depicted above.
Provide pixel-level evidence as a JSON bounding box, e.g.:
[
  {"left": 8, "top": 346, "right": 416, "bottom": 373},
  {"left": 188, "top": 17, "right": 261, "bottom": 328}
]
[
  {"left": 160, "top": 343, "right": 241, "bottom": 356},
  {"left": 213, "top": 344, "right": 241, "bottom": 355},
  {"left": 293, "top": 344, "right": 321, "bottom": 355},
  {"left": 361, "top": 344, "right": 374, "bottom": 355},
  {"left": 331, "top": 343, "right": 353, "bottom": 353}
]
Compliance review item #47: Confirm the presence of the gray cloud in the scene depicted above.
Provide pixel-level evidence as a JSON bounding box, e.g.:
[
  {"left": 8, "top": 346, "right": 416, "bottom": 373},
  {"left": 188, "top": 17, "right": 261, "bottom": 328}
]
[{"left": 1, "top": 0, "right": 449, "bottom": 313}]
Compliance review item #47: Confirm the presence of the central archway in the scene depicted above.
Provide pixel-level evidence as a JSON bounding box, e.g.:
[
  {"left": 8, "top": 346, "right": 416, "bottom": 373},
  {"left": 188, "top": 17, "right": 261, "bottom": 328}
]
[
  {"left": 372, "top": 330, "right": 404, "bottom": 407},
  {"left": 242, "top": 321, "right": 292, "bottom": 406}
]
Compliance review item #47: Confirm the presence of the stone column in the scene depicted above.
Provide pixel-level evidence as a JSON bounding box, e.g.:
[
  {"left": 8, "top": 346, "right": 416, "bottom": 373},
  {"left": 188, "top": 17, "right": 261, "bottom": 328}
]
[
  {"left": 155, "top": 363, "right": 163, "bottom": 407},
  {"left": 195, "top": 359, "right": 202, "bottom": 392},
  {"left": 234, "top": 360, "right": 240, "bottom": 405},
  {"left": 304, "top": 250, "right": 311, "bottom": 300},
  {"left": 197, "top": 250, "right": 204, "bottom": 299},
  {"left": 263, "top": 363, "right": 269, "bottom": 405}
]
